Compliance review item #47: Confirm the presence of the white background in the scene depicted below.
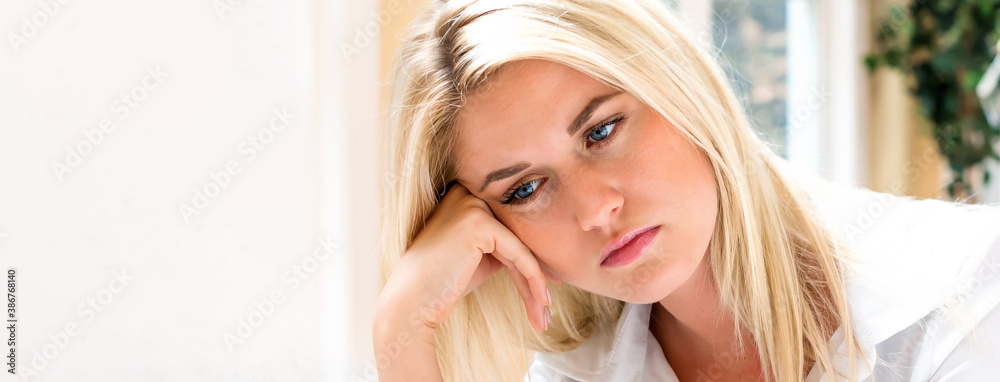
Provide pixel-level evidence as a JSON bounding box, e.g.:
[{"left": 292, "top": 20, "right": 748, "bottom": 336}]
[{"left": 0, "top": 0, "right": 382, "bottom": 380}]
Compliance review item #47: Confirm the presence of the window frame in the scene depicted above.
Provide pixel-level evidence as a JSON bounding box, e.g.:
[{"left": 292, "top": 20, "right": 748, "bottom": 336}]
[{"left": 675, "top": 0, "right": 867, "bottom": 187}]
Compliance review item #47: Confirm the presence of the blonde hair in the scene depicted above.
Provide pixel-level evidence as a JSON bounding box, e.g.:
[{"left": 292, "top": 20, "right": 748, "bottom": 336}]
[{"left": 377, "top": 0, "right": 868, "bottom": 380}]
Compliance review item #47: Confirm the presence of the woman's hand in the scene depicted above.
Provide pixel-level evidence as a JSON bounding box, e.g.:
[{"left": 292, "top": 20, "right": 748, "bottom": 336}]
[{"left": 375, "top": 182, "right": 554, "bottom": 336}]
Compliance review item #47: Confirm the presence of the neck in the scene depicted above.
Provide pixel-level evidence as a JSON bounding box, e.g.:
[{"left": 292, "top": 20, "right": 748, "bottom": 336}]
[
  {"left": 655, "top": 249, "right": 742, "bottom": 348},
  {"left": 649, "top": 250, "right": 762, "bottom": 379}
]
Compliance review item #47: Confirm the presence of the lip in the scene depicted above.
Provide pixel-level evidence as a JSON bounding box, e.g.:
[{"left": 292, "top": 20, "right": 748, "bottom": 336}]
[{"left": 600, "top": 225, "right": 660, "bottom": 267}]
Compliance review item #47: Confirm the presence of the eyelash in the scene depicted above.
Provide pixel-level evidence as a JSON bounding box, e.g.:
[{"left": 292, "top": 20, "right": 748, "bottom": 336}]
[{"left": 500, "top": 115, "right": 625, "bottom": 206}]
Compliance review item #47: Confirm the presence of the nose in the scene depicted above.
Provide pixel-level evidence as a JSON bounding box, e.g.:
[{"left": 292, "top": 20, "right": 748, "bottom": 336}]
[{"left": 571, "top": 171, "right": 624, "bottom": 231}]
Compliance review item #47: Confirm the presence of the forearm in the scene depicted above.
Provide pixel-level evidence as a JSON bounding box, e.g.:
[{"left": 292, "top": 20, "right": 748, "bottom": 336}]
[{"left": 372, "top": 305, "right": 445, "bottom": 382}]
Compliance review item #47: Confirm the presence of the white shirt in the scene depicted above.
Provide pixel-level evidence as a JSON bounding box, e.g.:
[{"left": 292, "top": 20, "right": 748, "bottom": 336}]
[{"left": 524, "top": 177, "right": 1000, "bottom": 381}]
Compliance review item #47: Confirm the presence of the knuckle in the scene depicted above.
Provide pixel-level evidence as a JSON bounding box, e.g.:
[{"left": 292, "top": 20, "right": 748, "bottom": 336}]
[
  {"left": 460, "top": 215, "right": 494, "bottom": 253},
  {"left": 460, "top": 209, "right": 489, "bottom": 233},
  {"left": 465, "top": 198, "right": 492, "bottom": 216},
  {"left": 467, "top": 206, "right": 498, "bottom": 232}
]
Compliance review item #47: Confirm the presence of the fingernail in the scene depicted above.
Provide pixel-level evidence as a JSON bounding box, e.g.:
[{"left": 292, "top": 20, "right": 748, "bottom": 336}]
[
  {"left": 546, "top": 288, "right": 552, "bottom": 306},
  {"left": 543, "top": 306, "right": 551, "bottom": 331}
]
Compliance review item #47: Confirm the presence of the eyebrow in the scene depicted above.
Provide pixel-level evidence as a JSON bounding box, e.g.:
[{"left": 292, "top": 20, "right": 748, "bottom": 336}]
[
  {"left": 477, "top": 90, "right": 623, "bottom": 194},
  {"left": 567, "top": 91, "right": 622, "bottom": 136}
]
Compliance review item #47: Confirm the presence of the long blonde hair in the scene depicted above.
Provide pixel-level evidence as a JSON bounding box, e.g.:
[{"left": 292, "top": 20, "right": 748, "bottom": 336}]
[{"left": 377, "top": 0, "right": 867, "bottom": 380}]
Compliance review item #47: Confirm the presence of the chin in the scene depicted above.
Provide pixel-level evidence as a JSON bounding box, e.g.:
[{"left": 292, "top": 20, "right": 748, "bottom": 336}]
[{"left": 606, "top": 264, "right": 678, "bottom": 304}]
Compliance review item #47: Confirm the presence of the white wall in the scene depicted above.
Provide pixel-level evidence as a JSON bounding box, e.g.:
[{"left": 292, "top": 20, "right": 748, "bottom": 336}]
[
  {"left": 317, "top": 0, "right": 382, "bottom": 380},
  {"left": 0, "top": 0, "right": 359, "bottom": 380}
]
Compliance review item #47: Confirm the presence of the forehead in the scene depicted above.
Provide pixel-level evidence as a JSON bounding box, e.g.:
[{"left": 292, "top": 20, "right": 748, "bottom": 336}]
[{"left": 454, "top": 60, "right": 612, "bottom": 188}]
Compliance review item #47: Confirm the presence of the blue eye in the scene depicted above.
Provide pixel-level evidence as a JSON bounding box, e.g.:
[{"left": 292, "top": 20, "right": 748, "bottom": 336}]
[
  {"left": 588, "top": 124, "right": 611, "bottom": 141},
  {"left": 585, "top": 116, "right": 623, "bottom": 146},
  {"left": 501, "top": 178, "right": 544, "bottom": 206},
  {"left": 514, "top": 182, "right": 535, "bottom": 198}
]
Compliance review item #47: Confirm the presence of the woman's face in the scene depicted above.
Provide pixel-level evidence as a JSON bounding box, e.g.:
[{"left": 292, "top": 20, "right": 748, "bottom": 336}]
[{"left": 453, "top": 59, "right": 718, "bottom": 304}]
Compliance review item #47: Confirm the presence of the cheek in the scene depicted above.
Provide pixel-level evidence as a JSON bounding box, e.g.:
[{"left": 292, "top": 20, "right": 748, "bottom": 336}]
[
  {"left": 631, "top": 116, "right": 714, "bottom": 200},
  {"left": 622, "top": 115, "right": 718, "bottom": 255},
  {"left": 504, "top": 215, "right": 580, "bottom": 273},
  {"left": 618, "top": 119, "right": 679, "bottom": 195},
  {"left": 511, "top": 216, "right": 563, "bottom": 252}
]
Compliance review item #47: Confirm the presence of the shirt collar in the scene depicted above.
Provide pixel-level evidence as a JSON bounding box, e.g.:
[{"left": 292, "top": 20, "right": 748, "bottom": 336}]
[
  {"left": 534, "top": 302, "right": 656, "bottom": 381},
  {"left": 535, "top": 301, "right": 877, "bottom": 382}
]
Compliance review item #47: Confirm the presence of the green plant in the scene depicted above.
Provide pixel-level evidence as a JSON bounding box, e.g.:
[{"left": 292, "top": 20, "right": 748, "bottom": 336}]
[{"left": 865, "top": 0, "right": 1000, "bottom": 199}]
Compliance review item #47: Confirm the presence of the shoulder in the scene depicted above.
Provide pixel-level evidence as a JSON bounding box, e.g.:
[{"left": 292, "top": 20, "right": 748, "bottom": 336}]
[
  {"left": 869, "top": 228, "right": 1000, "bottom": 380},
  {"left": 798, "top": 176, "right": 1000, "bottom": 380}
]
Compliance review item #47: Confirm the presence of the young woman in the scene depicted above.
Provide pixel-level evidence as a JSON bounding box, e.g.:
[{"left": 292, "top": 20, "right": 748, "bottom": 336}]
[{"left": 371, "top": 0, "right": 1000, "bottom": 381}]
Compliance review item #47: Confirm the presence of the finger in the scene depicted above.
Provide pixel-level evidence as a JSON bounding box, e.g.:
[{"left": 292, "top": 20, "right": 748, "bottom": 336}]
[
  {"left": 487, "top": 220, "right": 550, "bottom": 307},
  {"left": 462, "top": 255, "right": 504, "bottom": 297},
  {"left": 479, "top": 222, "right": 545, "bottom": 304},
  {"left": 462, "top": 253, "right": 503, "bottom": 299},
  {"left": 504, "top": 264, "right": 546, "bottom": 331},
  {"left": 477, "top": 243, "right": 537, "bottom": 310},
  {"left": 479, "top": 240, "right": 545, "bottom": 331}
]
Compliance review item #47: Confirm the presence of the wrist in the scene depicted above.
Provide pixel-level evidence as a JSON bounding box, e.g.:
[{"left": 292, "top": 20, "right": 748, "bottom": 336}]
[{"left": 373, "top": 298, "right": 437, "bottom": 348}]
